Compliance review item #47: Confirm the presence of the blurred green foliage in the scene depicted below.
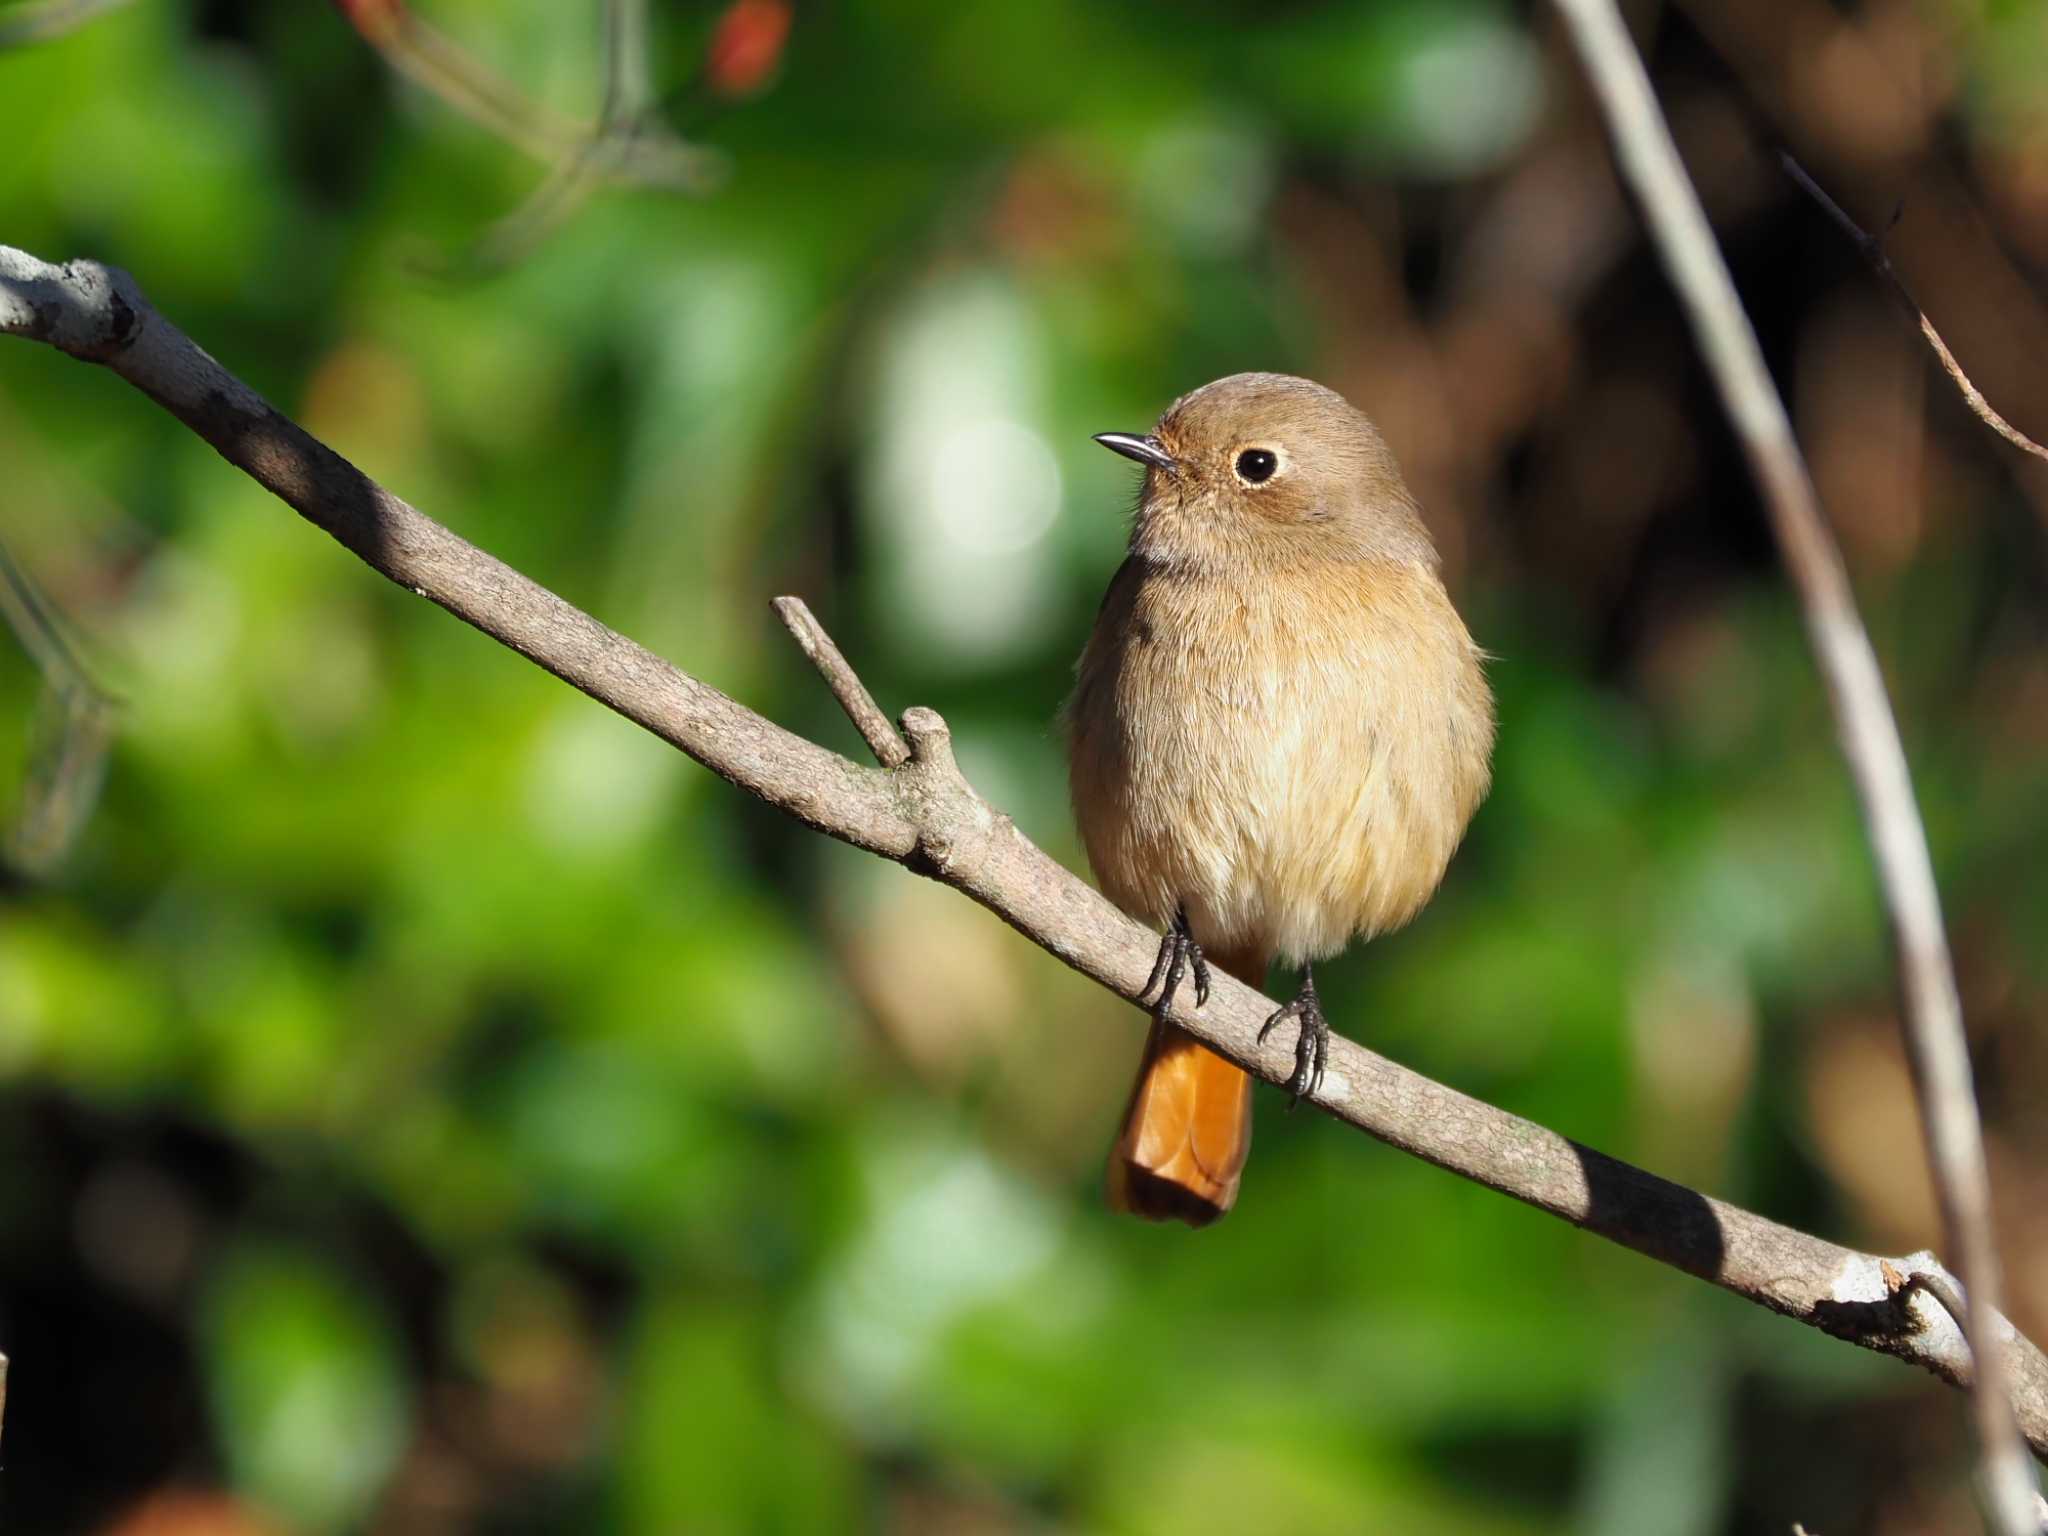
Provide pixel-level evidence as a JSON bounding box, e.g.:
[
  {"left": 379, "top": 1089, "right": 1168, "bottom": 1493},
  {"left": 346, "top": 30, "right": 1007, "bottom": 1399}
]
[{"left": 3, "top": 1, "right": 2047, "bottom": 1533}]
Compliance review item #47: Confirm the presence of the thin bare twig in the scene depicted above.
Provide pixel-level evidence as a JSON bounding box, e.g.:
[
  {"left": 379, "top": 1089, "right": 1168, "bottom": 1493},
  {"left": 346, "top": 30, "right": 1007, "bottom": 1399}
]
[
  {"left": 599, "top": 0, "right": 653, "bottom": 123},
  {"left": 332, "top": 0, "right": 721, "bottom": 193},
  {"left": 1551, "top": 2, "right": 2041, "bottom": 1529},
  {"left": 0, "top": 533, "right": 96, "bottom": 693},
  {"left": 772, "top": 596, "right": 909, "bottom": 768},
  {"left": 0, "top": 534, "right": 119, "bottom": 873},
  {"left": 1780, "top": 154, "right": 2048, "bottom": 467},
  {"left": 8, "top": 685, "right": 115, "bottom": 874},
  {"left": 464, "top": 0, "right": 674, "bottom": 269},
  {"left": 0, "top": 0, "right": 134, "bottom": 48},
  {"left": 5, "top": 244, "right": 2048, "bottom": 1469}
]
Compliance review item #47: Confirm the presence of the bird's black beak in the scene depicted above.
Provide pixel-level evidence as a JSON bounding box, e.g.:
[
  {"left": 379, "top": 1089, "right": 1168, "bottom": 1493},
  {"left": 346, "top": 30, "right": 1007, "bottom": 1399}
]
[{"left": 1093, "top": 432, "right": 1177, "bottom": 473}]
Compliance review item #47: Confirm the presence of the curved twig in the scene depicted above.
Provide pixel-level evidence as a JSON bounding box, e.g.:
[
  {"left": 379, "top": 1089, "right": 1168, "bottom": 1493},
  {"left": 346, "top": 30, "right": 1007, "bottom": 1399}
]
[
  {"left": 4, "top": 244, "right": 2047, "bottom": 1472},
  {"left": 1551, "top": 2, "right": 2042, "bottom": 1529},
  {"left": 1779, "top": 153, "right": 2048, "bottom": 468}
]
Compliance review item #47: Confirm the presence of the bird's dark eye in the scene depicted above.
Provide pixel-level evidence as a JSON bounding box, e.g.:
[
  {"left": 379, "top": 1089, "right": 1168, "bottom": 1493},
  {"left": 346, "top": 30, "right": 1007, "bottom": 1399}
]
[{"left": 1235, "top": 448, "right": 1278, "bottom": 485}]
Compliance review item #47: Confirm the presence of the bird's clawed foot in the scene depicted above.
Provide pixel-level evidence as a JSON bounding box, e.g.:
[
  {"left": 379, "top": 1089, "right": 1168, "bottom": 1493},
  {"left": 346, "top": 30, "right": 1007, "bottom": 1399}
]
[
  {"left": 1259, "top": 968, "right": 1329, "bottom": 1109},
  {"left": 1140, "top": 906, "right": 1210, "bottom": 1017}
]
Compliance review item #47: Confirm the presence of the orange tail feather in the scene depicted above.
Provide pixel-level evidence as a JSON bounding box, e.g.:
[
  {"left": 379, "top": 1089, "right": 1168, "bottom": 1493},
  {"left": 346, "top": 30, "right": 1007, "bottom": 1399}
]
[{"left": 1106, "top": 945, "right": 1264, "bottom": 1226}]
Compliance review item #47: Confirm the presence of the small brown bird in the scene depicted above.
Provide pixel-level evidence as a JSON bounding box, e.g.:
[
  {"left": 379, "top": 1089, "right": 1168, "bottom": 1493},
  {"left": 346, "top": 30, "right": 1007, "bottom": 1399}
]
[{"left": 1066, "top": 373, "right": 1494, "bottom": 1226}]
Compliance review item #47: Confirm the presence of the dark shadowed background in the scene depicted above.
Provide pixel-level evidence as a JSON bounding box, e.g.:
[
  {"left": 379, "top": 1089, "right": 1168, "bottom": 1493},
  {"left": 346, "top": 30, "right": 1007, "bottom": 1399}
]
[{"left": 2, "top": 1, "right": 2047, "bottom": 1531}]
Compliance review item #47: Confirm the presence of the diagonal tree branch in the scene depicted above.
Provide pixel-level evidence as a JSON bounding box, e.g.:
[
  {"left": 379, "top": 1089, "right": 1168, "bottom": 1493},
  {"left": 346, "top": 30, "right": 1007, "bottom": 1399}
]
[
  {"left": 1550, "top": 1, "right": 2042, "bottom": 1529},
  {"left": 4, "top": 243, "right": 2047, "bottom": 1471}
]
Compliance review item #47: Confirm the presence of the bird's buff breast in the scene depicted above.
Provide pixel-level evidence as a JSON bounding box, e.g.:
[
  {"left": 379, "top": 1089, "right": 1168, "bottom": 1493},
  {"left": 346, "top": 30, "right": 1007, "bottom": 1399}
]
[{"left": 1068, "top": 559, "right": 1491, "bottom": 965}]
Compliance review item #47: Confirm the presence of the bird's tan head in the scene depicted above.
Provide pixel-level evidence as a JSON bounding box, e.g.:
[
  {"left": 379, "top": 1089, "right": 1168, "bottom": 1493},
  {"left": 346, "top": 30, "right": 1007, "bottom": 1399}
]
[{"left": 1095, "top": 372, "right": 1435, "bottom": 569}]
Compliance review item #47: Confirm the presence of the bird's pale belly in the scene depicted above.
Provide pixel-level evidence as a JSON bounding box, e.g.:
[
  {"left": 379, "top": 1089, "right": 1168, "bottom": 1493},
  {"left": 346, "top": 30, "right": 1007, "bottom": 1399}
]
[
  {"left": 1068, "top": 553, "right": 1491, "bottom": 975},
  {"left": 1081, "top": 667, "right": 1467, "bottom": 965}
]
